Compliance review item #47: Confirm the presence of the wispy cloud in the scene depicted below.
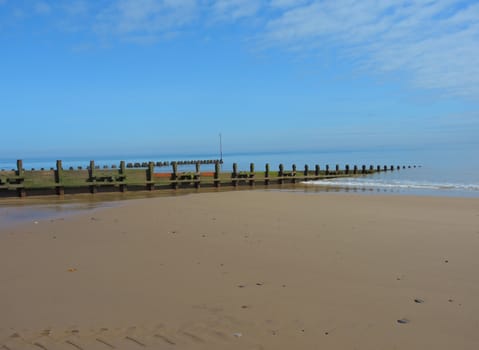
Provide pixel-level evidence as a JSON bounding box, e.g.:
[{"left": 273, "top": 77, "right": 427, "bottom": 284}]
[
  {"left": 262, "top": 0, "right": 479, "bottom": 99},
  {"left": 2, "top": 0, "right": 478, "bottom": 100},
  {"left": 269, "top": 0, "right": 310, "bottom": 10},
  {"left": 210, "top": 0, "right": 261, "bottom": 21},
  {"left": 94, "top": 0, "right": 198, "bottom": 40}
]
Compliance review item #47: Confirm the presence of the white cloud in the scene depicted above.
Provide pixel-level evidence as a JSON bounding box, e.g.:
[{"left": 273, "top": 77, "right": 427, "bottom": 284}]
[
  {"left": 262, "top": 0, "right": 479, "bottom": 99},
  {"left": 4, "top": 0, "right": 477, "bottom": 100},
  {"left": 211, "top": 0, "right": 261, "bottom": 21},
  {"left": 95, "top": 0, "right": 198, "bottom": 36},
  {"left": 269, "top": 0, "right": 309, "bottom": 9}
]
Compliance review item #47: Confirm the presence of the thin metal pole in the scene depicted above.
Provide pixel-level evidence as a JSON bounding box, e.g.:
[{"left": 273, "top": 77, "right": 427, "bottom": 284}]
[{"left": 219, "top": 133, "right": 223, "bottom": 163}]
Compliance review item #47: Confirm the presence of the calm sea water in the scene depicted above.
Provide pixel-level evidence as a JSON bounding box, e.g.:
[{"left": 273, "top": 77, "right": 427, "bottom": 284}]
[{"left": 1, "top": 145, "right": 478, "bottom": 198}]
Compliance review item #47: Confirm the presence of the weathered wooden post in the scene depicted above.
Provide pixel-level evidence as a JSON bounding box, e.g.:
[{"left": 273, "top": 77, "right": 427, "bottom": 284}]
[
  {"left": 377, "top": 165, "right": 381, "bottom": 172},
  {"left": 16, "top": 159, "right": 26, "bottom": 197},
  {"left": 265, "top": 163, "right": 270, "bottom": 185},
  {"left": 147, "top": 162, "right": 155, "bottom": 191},
  {"left": 292, "top": 164, "right": 297, "bottom": 183},
  {"left": 315, "top": 165, "right": 320, "bottom": 177},
  {"left": 325, "top": 164, "right": 330, "bottom": 175},
  {"left": 390, "top": 165, "right": 394, "bottom": 171},
  {"left": 345, "top": 164, "right": 350, "bottom": 174},
  {"left": 119, "top": 161, "right": 127, "bottom": 192},
  {"left": 17, "top": 159, "right": 24, "bottom": 177},
  {"left": 362, "top": 165, "right": 366, "bottom": 174},
  {"left": 369, "top": 165, "right": 374, "bottom": 173},
  {"left": 278, "top": 164, "right": 284, "bottom": 184},
  {"left": 172, "top": 162, "right": 178, "bottom": 189},
  {"left": 195, "top": 162, "right": 201, "bottom": 189},
  {"left": 353, "top": 165, "right": 358, "bottom": 174},
  {"left": 304, "top": 164, "right": 309, "bottom": 180},
  {"left": 384, "top": 165, "right": 388, "bottom": 171},
  {"left": 232, "top": 163, "right": 238, "bottom": 187},
  {"left": 335, "top": 164, "right": 340, "bottom": 174},
  {"left": 89, "top": 160, "right": 97, "bottom": 193},
  {"left": 249, "top": 163, "right": 255, "bottom": 187},
  {"left": 214, "top": 161, "right": 220, "bottom": 188},
  {"left": 397, "top": 165, "right": 400, "bottom": 170},
  {"left": 55, "top": 160, "right": 64, "bottom": 196}
]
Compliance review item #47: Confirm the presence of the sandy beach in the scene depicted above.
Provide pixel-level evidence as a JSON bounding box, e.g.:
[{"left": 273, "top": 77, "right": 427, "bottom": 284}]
[{"left": 1, "top": 190, "right": 479, "bottom": 349}]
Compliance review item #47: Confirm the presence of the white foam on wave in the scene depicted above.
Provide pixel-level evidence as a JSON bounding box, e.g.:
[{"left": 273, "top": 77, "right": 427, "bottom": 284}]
[{"left": 303, "top": 179, "right": 479, "bottom": 192}]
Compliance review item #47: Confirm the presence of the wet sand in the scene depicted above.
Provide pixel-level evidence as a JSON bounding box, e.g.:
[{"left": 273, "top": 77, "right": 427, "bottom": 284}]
[{"left": 1, "top": 191, "right": 479, "bottom": 349}]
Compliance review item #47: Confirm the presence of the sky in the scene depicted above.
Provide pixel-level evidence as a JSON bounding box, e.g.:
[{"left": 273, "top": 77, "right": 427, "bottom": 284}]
[{"left": 0, "top": 0, "right": 478, "bottom": 158}]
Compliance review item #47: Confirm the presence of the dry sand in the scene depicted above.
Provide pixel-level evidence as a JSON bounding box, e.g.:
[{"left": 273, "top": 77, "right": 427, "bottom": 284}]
[{"left": 1, "top": 191, "right": 479, "bottom": 349}]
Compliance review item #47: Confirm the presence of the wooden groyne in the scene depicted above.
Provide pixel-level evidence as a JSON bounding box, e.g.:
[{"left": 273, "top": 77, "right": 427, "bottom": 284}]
[{"left": 0, "top": 159, "right": 419, "bottom": 198}]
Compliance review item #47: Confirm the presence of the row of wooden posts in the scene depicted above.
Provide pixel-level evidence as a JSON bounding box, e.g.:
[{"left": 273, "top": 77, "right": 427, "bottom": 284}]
[{"left": 0, "top": 159, "right": 418, "bottom": 198}]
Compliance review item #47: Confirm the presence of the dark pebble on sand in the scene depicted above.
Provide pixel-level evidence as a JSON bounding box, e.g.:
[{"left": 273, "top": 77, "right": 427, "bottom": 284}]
[
  {"left": 397, "top": 319, "right": 410, "bottom": 324},
  {"left": 414, "top": 298, "right": 424, "bottom": 304},
  {"left": 241, "top": 305, "right": 248, "bottom": 309}
]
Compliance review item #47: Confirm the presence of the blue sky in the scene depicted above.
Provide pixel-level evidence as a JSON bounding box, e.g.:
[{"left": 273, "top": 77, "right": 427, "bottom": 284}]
[{"left": 0, "top": 0, "right": 478, "bottom": 158}]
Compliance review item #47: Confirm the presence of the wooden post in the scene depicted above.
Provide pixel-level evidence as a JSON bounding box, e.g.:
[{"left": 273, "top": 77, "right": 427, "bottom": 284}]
[
  {"left": 384, "top": 165, "right": 388, "bottom": 171},
  {"left": 390, "top": 165, "right": 394, "bottom": 171},
  {"left": 335, "top": 164, "right": 340, "bottom": 174},
  {"left": 16, "top": 159, "right": 26, "bottom": 197},
  {"left": 195, "top": 162, "right": 201, "bottom": 189},
  {"left": 369, "top": 165, "right": 374, "bottom": 173},
  {"left": 304, "top": 164, "right": 309, "bottom": 180},
  {"left": 55, "top": 160, "right": 64, "bottom": 195},
  {"left": 16, "top": 159, "right": 24, "bottom": 177},
  {"left": 172, "top": 162, "right": 178, "bottom": 189},
  {"left": 232, "top": 163, "right": 238, "bottom": 187},
  {"left": 119, "top": 161, "right": 127, "bottom": 192},
  {"left": 89, "top": 160, "right": 97, "bottom": 193},
  {"left": 353, "top": 165, "right": 358, "bottom": 174},
  {"left": 147, "top": 162, "right": 155, "bottom": 191},
  {"left": 315, "top": 165, "right": 320, "bottom": 177},
  {"left": 377, "top": 165, "right": 381, "bottom": 172},
  {"left": 278, "top": 164, "right": 284, "bottom": 184},
  {"left": 265, "top": 163, "right": 270, "bottom": 185},
  {"left": 214, "top": 162, "right": 220, "bottom": 188},
  {"left": 249, "top": 163, "right": 255, "bottom": 187},
  {"left": 325, "top": 164, "right": 330, "bottom": 175},
  {"left": 362, "top": 165, "right": 366, "bottom": 174},
  {"left": 397, "top": 165, "right": 400, "bottom": 170},
  {"left": 345, "top": 165, "right": 350, "bottom": 174},
  {"left": 292, "top": 164, "right": 297, "bottom": 183}
]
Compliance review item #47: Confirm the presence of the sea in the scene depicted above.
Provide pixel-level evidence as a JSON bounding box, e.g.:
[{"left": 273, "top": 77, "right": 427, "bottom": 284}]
[{"left": 1, "top": 144, "right": 477, "bottom": 198}]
